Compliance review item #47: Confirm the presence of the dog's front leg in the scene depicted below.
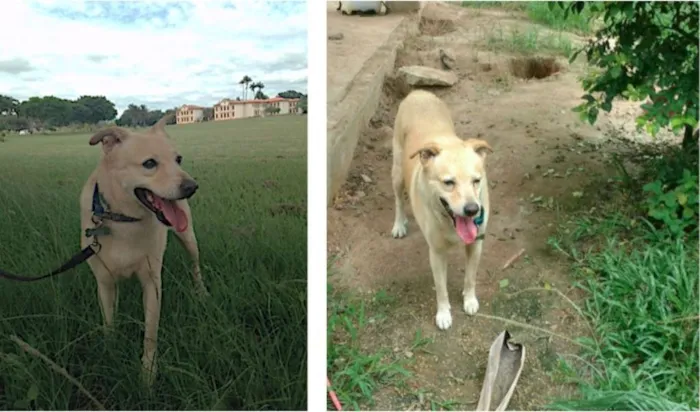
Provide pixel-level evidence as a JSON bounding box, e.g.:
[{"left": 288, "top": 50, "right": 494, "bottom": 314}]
[
  {"left": 173, "top": 201, "right": 208, "bottom": 296},
  {"left": 139, "top": 262, "right": 162, "bottom": 387},
  {"left": 429, "top": 248, "right": 452, "bottom": 330},
  {"left": 463, "top": 241, "right": 482, "bottom": 315}
]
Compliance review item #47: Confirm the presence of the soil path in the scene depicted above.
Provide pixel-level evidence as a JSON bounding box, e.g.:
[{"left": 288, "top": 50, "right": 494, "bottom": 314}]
[{"left": 328, "top": 3, "right": 647, "bottom": 410}]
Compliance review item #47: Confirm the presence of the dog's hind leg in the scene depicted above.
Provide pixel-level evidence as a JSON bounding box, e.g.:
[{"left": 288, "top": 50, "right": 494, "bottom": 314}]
[
  {"left": 429, "top": 248, "right": 452, "bottom": 330},
  {"left": 172, "top": 201, "right": 208, "bottom": 296},
  {"left": 391, "top": 140, "right": 408, "bottom": 238},
  {"left": 462, "top": 241, "right": 483, "bottom": 315},
  {"left": 137, "top": 258, "right": 163, "bottom": 387}
]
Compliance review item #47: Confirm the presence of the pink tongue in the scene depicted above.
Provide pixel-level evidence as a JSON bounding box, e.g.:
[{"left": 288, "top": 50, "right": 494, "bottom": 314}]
[
  {"left": 152, "top": 196, "right": 188, "bottom": 232},
  {"left": 455, "top": 216, "right": 478, "bottom": 244}
]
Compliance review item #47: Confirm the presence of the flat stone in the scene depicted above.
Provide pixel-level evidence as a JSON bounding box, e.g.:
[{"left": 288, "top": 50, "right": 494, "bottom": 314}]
[{"left": 398, "top": 65, "right": 458, "bottom": 87}]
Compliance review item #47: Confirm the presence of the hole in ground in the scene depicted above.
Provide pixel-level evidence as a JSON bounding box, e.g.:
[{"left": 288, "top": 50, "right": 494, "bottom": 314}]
[
  {"left": 509, "top": 57, "right": 561, "bottom": 79},
  {"left": 419, "top": 17, "right": 456, "bottom": 36}
]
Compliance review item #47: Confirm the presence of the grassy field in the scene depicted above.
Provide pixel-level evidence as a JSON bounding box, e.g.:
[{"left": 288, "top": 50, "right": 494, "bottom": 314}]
[{"left": 0, "top": 115, "right": 307, "bottom": 410}]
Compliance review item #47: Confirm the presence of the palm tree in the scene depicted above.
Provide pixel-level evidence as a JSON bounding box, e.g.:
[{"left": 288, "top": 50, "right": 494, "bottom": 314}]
[
  {"left": 239, "top": 75, "right": 253, "bottom": 100},
  {"left": 256, "top": 82, "right": 265, "bottom": 99},
  {"left": 249, "top": 81, "right": 266, "bottom": 100}
]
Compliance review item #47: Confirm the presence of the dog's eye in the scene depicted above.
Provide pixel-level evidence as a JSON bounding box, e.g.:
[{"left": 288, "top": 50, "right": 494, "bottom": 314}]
[
  {"left": 473, "top": 179, "right": 481, "bottom": 185},
  {"left": 142, "top": 159, "right": 158, "bottom": 169},
  {"left": 176, "top": 155, "right": 183, "bottom": 164},
  {"left": 443, "top": 179, "right": 455, "bottom": 186}
]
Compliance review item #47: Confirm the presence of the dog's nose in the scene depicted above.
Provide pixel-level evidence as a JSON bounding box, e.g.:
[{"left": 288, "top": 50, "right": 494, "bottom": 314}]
[
  {"left": 180, "top": 179, "right": 199, "bottom": 199},
  {"left": 463, "top": 203, "right": 480, "bottom": 217}
]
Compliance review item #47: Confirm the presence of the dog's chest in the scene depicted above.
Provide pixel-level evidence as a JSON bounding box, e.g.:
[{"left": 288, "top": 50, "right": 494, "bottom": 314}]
[{"left": 86, "top": 224, "right": 168, "bottom": 278}]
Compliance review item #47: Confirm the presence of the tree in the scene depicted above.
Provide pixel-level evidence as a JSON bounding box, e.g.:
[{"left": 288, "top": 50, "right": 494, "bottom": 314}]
[
  {"left": 277, "top": 90, "right": 305, "bottom": 99},
  {"left": 17, "top": 96, "right": 75, "bottom": 128},
  {"left": 116, "top": 104, "right": 164, "bottom": 127},
  {"left": 239, "top": 75, "right": 253, "bottom": 100},
  {"left": 298, "top": 95, "right": 308, "bottom": 114},
  {"left": 0, "top": 95, "right": 19, "bottom": 115},
  {"left": 74, "top": 95, "right": 117, "bottom": 123},
  {"left": 202, "top": 107, "right": 214, "bottom": 121},
  {"left": 0, "top": 115, "right": 30, "bottom": 131},
  {"left": 250, "top": 81, "right": 266, "bottom": 100},
  {"left": 560, "top": 2, "right": 699, "bottom": 151},
  {"left": 264, "top": 106, "right": 281, "bottom": 115}
]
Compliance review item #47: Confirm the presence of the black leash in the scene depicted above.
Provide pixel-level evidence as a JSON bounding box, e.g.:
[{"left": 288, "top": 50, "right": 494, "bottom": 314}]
[
  {"left": 0, "top": 246, "right": 97, "bottom": 282},
  {"left": 0, "top": 183, "right": 140, "bottom": 282}
]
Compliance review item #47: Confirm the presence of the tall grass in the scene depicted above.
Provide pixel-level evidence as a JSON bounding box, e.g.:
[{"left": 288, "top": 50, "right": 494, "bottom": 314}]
[
  {"left": 0, "top": 116, "right": 307, "bottom": 410},
  {"left": 547, "top": 149, "right": 699, "bottom": 410}
]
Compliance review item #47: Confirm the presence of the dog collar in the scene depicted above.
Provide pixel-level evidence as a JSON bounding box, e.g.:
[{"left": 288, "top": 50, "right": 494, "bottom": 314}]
[
  {"left": 474, "top": 206, "right": 485, "bottom": 227},
  {"left": 90, "top": 183, "right": 141, "bottom": 224}
]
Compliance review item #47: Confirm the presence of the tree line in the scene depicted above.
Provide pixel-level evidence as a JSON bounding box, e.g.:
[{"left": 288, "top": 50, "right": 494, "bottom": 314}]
[
  {"left": 0, "top": 94, "right": 118, "bottom": 132},
  {"left": 0, "top": 88, "right": 308, "bottom": 133}
]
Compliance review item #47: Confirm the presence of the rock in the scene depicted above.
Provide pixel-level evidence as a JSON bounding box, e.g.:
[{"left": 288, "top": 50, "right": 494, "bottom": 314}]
[
  {"left": 439, "top": 48, "right": 456, "bottom": 70},
  {"left": 361, "top": 174, "right": 372, "bottom": 183},
  {"left": 398, "top": 65, "right": 458, "bottom": 87},
  {"left": 328, "top": 32, "right": 344, "bottom": 41}
]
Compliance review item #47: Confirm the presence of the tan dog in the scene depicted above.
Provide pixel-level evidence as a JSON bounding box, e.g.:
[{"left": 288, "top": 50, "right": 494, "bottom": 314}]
[
  {"left": 80, "top": 117, "right": 206, "bottom": 385},
  {"left": 391, "top": 90, "right": 492, "bottom": 330}
]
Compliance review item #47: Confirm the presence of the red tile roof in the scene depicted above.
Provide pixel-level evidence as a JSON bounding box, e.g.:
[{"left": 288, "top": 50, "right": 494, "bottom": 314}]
[{"left": 214, "top": 97, "right": 300, "bottom": 106}]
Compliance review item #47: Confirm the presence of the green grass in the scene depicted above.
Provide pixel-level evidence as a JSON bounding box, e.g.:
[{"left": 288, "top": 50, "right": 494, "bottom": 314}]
[
  {"left": 0, "top": 116, "right": 307, "bottom": 410},
  {"left": 484, "top": 25, "right": 574, "bottom": 57},
  {"left": 546, "top": 154, "right": 699, "bottom": 410},
  {"left": 463, "top": 1, "right": 597, "bottom": 57},
  {"left": 462, "top": 1, "right": 595, "bottom": 34},
  {"left": 327, "top": 282, "right": 410, "bottom": 410}
]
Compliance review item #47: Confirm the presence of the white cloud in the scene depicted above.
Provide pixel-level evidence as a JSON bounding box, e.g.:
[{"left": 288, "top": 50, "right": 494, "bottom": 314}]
[{"left": 0, "top": 0, "right": 308, "bottom": 116}]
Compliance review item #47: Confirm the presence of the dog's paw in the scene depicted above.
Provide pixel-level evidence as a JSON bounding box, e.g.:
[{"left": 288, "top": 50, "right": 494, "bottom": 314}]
[
  {"left": 195, "top": 282, "right": 210, "bottom": 298},
  {"left": 141, "top": 355, "right": 157, "bottom": 387},
  {"left": 463, "top": 296, "right": 480, "bottom": 315},
  {"left": 435, "top": 309, "right": 453, "bottom": 330},
  {"left": 391, "top": 220, "right": 408, "bottom": 238}
]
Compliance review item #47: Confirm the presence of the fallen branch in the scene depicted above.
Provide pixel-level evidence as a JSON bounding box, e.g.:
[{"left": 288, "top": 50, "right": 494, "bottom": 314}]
[
  {"left": 9, "top": 335, "right": 106, "bottom": 410},
  {"left": 473, "top": 313, "right": 592, "bottom": 350},
  {"left": 502, "top": 248, "right": 526, "bottom": 270}
]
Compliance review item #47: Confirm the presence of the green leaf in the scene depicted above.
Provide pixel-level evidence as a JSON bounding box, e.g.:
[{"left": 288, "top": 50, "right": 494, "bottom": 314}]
[
  {"left": 677, "top": 192, "right": 688, "bottom": 206},
  {"left": 610, "top": 66, "right": 622, "bottom": 78},
  {"left": 26, "top": 384, "right": 39, "bottom": 401},
  {"left": 586, "top": 107, "right": 599, "bottom": 124},
  {"left": 499, "top": 279, "right": 510, "bottom": 289},
  {"left": 683, "top": 207, "right": 695, "bottom": 219}
]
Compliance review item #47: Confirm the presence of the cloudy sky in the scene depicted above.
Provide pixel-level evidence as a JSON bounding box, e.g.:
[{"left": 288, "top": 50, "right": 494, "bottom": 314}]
[{"left": 0, "top": 0, "right": 307, "bottom": 115}]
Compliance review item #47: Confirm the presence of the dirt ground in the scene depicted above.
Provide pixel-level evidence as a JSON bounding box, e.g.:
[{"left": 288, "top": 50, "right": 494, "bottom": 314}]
[{"left": 327, "top": 3, "right": 675, "bottom": 410}]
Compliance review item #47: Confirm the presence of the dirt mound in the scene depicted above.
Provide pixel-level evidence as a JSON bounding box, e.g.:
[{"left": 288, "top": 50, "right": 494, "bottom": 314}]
[{"left": 509, "top": 57, "right": 561, "bottom": 79}]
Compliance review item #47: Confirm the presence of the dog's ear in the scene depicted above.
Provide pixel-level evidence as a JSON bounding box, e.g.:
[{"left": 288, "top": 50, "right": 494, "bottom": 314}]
[
  {"left": 150, "top": 114, "right": 173, "bottom": 134},
  {"left": 89, "top": 127, "right": 129, "bottom": 152},
  {"left": 409, "top": 144, "right": 441, "bottom": 167},
  {"left": 465, "top": 138, "right": 493, "bottom": 158}
]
